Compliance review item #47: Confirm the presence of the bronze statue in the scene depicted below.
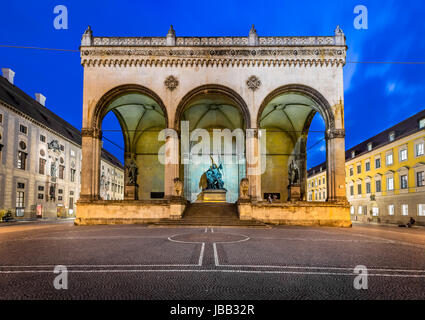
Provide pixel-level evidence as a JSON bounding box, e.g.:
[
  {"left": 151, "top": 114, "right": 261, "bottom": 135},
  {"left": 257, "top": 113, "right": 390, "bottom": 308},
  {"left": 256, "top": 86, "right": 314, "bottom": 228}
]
[{"left": 199, "top": 156, "right": 225, "bottom": 190}]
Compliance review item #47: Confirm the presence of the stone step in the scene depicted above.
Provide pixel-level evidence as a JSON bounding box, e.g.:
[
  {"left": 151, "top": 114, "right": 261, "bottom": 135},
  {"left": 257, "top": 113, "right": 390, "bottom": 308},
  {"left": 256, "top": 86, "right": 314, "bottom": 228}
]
[{"left": 152, "top": 202, "right": 268, "bottom": 228}]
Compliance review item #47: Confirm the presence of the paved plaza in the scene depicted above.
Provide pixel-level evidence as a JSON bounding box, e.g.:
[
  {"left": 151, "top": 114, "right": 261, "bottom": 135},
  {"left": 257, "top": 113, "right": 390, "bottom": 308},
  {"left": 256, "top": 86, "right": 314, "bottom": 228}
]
[{"left": 0, "top": 221, "right": 425, "bottom": 299}]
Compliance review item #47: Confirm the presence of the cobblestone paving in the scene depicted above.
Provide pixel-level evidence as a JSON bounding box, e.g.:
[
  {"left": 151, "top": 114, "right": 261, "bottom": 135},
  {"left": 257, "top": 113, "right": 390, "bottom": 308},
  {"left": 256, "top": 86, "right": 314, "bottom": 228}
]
[{"left": 0, "top": 222, "right": 424, "bottom": 299}]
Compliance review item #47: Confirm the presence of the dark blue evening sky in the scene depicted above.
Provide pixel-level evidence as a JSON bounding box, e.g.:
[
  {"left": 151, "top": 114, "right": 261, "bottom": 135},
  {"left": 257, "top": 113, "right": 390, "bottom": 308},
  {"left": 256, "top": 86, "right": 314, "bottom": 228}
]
[{"left": 1, "top": 0, "right": 424, "bottom": 168}]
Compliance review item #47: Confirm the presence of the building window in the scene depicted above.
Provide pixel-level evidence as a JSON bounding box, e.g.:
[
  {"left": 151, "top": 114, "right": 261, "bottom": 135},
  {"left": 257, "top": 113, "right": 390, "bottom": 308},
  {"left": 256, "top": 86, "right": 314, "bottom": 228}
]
[
  {"left": 19, "top": 124, "right": 27, "bottom": 135},
  {"left": 358, "top": 206, "right": 363, "bottom": 215},
  {"left": 365, "top": 162, "right": 370, "bottom": 172},
  {"left": 58, "top": 196, "right": 63, "bottom": 201},
  {"left": 417, "top": 171, "right": 424, "bottom": 187},
  {"left": 350, "top": 185, "right": 354, "bottom": 196},
  {"left": 350, "top": 206, "right": 355, "bottom": 215},
  {"left": 322, "top": 177, "right": 325, "bottom": 184},
  {"left": 60, "top": 144, "right": 64, "bottom": 151},
  {"left": 375, "top": 158, "right": 381, "bottom": 169},
  {"left": 357, "top": 184, "right": 362, "bottom": 195},
  {"left": 59, "top": 165, "right": 65, "bottom": 179},
  {"left": 402, "top": 204, "right": 408, "bottom": 216},
  {"left": 386, "top": 153, "right": 393, "bottom": 166},
  {"left": 400, "top": 175, "right": 408, "bottom": 189},
  {"left": 38, "top": 186, "right": 44, "bottom": 191},
  {"left": 367, "top": 143, "right": 372, "bottom": 151},
  {"left": 387, "top": 177, "right": 394, "bottom": 191},
  {"left": 366, "top": 182, "right": 371, "bottom": 194},
  {"left": 58, "top": 189, "right": 63, "bottom": 194},
  {"left": 0, "top": 113, "right": 2, "bottom": 124},
  {"left": 375, "top": 180, "right": 382, "bottom": 193},
  {"left": 416, "top": 143, "right": 424, "bottom": 157},
  {"left": 39, "top": 158, "right": 46, "bottom": 175},
  {"left": 357, "top": 165, "right": 361, "bottom": 174},
  {"left": 349, "top": 168, "right": 353, "bottom": 176},
  {"left": 70, "top": 149, "right": 75, "bottom": 157},
  {"left": 40, "top": 134, "right": 46, "bottom": 143},
  {"left": 17, "top": 151, "right": 27, "bottom": 170},
  {"left": 419, "top": 118, "right": 425, "bottom": 129},
  {"left": 70, "top": 169, "right": 76, "bottom": 182},
  {"left": 372, "top": 207, "right": 379, "bottom": 216},
  {"left": 388, "top": 205, "right": 395, "bottom": 216},
  {"left": 389, "top": 132, "right": 395, "bottom": 142},
  {"left": 399, "top": 149, "right": 408, "bottom": 162},
  {"left": 70, "top": 191, "right": 74, "bottom": 196},
  {"left": 38, "top": 193, "right": 44, "bottom": 200},
  {"left": 418, "top": 204, "right": 425, "bottom": 216}
]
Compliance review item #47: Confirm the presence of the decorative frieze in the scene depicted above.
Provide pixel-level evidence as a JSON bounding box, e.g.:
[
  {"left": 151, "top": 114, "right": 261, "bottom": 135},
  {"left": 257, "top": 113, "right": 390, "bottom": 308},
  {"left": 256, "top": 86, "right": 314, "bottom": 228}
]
[{"left": 90, "top": 36, "right": 337, "bottom": 47}]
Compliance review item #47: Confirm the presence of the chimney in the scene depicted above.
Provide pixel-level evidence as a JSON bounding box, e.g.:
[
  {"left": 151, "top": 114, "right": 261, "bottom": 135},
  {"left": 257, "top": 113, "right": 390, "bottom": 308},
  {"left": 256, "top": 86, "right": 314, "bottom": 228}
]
[
  {"left": 2, "top": 68, "right": 15, "bottom": 84},
  {"left": 35, "top": 93, "right": 46, "bottom": 106}
]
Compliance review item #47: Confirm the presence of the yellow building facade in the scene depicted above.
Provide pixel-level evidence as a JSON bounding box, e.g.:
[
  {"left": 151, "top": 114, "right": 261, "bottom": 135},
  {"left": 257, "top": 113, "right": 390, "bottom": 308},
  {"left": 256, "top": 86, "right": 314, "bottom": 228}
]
[{"left": 308, "top": 110, "right": 425, "bottom": 225}]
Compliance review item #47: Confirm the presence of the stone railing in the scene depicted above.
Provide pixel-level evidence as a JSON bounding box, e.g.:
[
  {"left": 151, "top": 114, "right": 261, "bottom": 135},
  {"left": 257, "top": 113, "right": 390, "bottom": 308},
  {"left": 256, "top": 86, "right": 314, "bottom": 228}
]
[{"left": 91, "top": 36, "right": 338, "bottom": 47}]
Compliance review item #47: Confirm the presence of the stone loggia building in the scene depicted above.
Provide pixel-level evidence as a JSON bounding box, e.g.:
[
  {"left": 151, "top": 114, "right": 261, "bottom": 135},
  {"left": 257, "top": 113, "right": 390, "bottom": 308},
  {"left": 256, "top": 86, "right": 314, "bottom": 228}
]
[
  {"left": 77, "top": 25, "right": 350, "bottom": 227},
  {"left": 0, "top": 69, "right": 124, "bottom": 220}
]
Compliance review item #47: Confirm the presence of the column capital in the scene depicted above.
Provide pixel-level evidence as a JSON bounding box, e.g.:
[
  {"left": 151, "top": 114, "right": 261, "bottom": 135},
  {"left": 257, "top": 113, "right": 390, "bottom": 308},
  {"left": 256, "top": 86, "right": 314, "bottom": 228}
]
[
  {"left": 81, "top": 127, "right": 102, "bottom": 139},
  {"left": 326, "top": 128, "right": 345, "bottom": 140},
  {"left": 246, "top": 128, "right": 259, "bottom": 138}
]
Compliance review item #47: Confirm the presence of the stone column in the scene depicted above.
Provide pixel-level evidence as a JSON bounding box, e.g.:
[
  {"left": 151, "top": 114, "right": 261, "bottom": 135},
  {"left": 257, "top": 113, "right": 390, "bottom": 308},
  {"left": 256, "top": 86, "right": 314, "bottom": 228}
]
[
  {"left": 80, "top": 128, "right": 102, "bottom": 201},
  {"left": 326, "top": 129, "right": 347, "bottom": 202},
  {"left": 246, "top": 128, "right": 262, "bottom": 201},
  {"left": 164, "top": 132, "right": 180, "bottom": 199}
]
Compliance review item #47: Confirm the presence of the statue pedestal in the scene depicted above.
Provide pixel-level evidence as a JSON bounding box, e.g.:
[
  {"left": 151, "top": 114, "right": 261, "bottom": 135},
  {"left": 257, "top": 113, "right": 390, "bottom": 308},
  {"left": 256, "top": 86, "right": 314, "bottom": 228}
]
[
  {"left": 124, "top": 184, "right": 138, "bottom": 200},
  {"left": 196, "top": 189, "right": 227, "bottom": 203},
  {"left": 288, "top": 184, "right": 301, "bottom": 202}
]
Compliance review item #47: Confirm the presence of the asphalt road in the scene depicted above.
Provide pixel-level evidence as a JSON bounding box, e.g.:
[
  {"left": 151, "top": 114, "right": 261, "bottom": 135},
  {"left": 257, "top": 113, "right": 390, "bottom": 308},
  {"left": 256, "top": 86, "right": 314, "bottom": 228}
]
[{"left": 0, "top": 221, "right": 424, "bottom": 300}]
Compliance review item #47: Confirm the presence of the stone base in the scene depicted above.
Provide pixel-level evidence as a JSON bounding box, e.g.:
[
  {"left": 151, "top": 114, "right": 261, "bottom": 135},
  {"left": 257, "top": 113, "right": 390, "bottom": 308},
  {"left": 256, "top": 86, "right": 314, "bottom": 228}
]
[
  {"left": 238, "top": 201, "right": 351, "bottom": 228},
  {"left": 196, "top": 189, "right": 227, "bottom": 203},
  {"left": 288, "top": 184, "right": 301, "bottom": 201},
  {"left": 75, "top": 199, "right": 186, "bottom": 225},
  {"left": 124, "top": 184, "right": 138, "bottom": 200}
]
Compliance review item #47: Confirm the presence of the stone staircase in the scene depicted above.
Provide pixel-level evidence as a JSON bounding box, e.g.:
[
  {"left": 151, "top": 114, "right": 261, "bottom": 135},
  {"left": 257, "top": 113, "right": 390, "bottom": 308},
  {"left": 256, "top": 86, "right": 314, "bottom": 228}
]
[{"left": 152, "top": 203, "right": 268, "bottom": 228}]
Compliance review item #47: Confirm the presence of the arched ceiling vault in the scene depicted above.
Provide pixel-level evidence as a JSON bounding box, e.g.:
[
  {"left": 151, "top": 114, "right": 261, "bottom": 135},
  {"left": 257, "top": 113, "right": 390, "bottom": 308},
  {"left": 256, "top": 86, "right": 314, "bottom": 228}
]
[{"left": 103, "top": 93, "right": 166, "bottom": 153}]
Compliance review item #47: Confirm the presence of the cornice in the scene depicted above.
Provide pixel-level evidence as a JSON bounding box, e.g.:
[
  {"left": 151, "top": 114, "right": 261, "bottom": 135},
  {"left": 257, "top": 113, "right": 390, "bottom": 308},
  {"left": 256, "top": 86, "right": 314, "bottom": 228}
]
[{"left": 80, "top": 46, "right": 346, "bottom": 67}]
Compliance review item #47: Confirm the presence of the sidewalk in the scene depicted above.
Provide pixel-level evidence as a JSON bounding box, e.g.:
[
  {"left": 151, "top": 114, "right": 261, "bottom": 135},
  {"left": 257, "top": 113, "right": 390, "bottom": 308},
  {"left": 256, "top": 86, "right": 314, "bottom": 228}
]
[{"left": 0, "top": 218, "right": 75, "bottom": 227}]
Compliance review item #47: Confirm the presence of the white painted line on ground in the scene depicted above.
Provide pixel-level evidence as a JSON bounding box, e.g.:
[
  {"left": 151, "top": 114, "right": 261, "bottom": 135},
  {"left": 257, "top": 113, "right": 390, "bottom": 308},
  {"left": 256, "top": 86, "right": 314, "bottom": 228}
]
[
  {"left": 213, "top": 243, "right": 219, "bottom": 266},
  {"left": 198, "top": 243, "right": 205, "bottom": 266},
  {"left": 1, "top": 269, "right": 425, "bottom": 278},
  {"left": 215, "top": 264, "right": 425, "bottom": 273}
]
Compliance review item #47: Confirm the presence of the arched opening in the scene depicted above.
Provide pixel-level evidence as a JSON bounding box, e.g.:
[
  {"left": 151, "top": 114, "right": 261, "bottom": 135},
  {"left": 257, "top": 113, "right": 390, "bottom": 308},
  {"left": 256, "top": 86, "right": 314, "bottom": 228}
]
[
  {"left": 175, "top": 85, "right": 250, "bottom": 203},
  {"left": 257, "top": 85, "right": 333, "bottom": 202},
  {"left": 94, "top": 85, "right": 168, "bottom": 200}
]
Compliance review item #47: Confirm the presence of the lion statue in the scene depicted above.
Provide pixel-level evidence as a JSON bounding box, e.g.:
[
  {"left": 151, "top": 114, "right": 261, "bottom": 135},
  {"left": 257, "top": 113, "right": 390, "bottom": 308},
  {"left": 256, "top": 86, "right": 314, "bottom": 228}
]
[{"left": 239, "top": 178, "right": 250, "bottom": 199}]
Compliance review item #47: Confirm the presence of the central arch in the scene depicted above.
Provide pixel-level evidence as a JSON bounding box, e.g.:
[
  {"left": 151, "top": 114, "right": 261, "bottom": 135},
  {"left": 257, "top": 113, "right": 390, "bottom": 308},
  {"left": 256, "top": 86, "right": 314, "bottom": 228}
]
[{"left": 175, "top": 84, "right": 251, "bottom": 203}]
